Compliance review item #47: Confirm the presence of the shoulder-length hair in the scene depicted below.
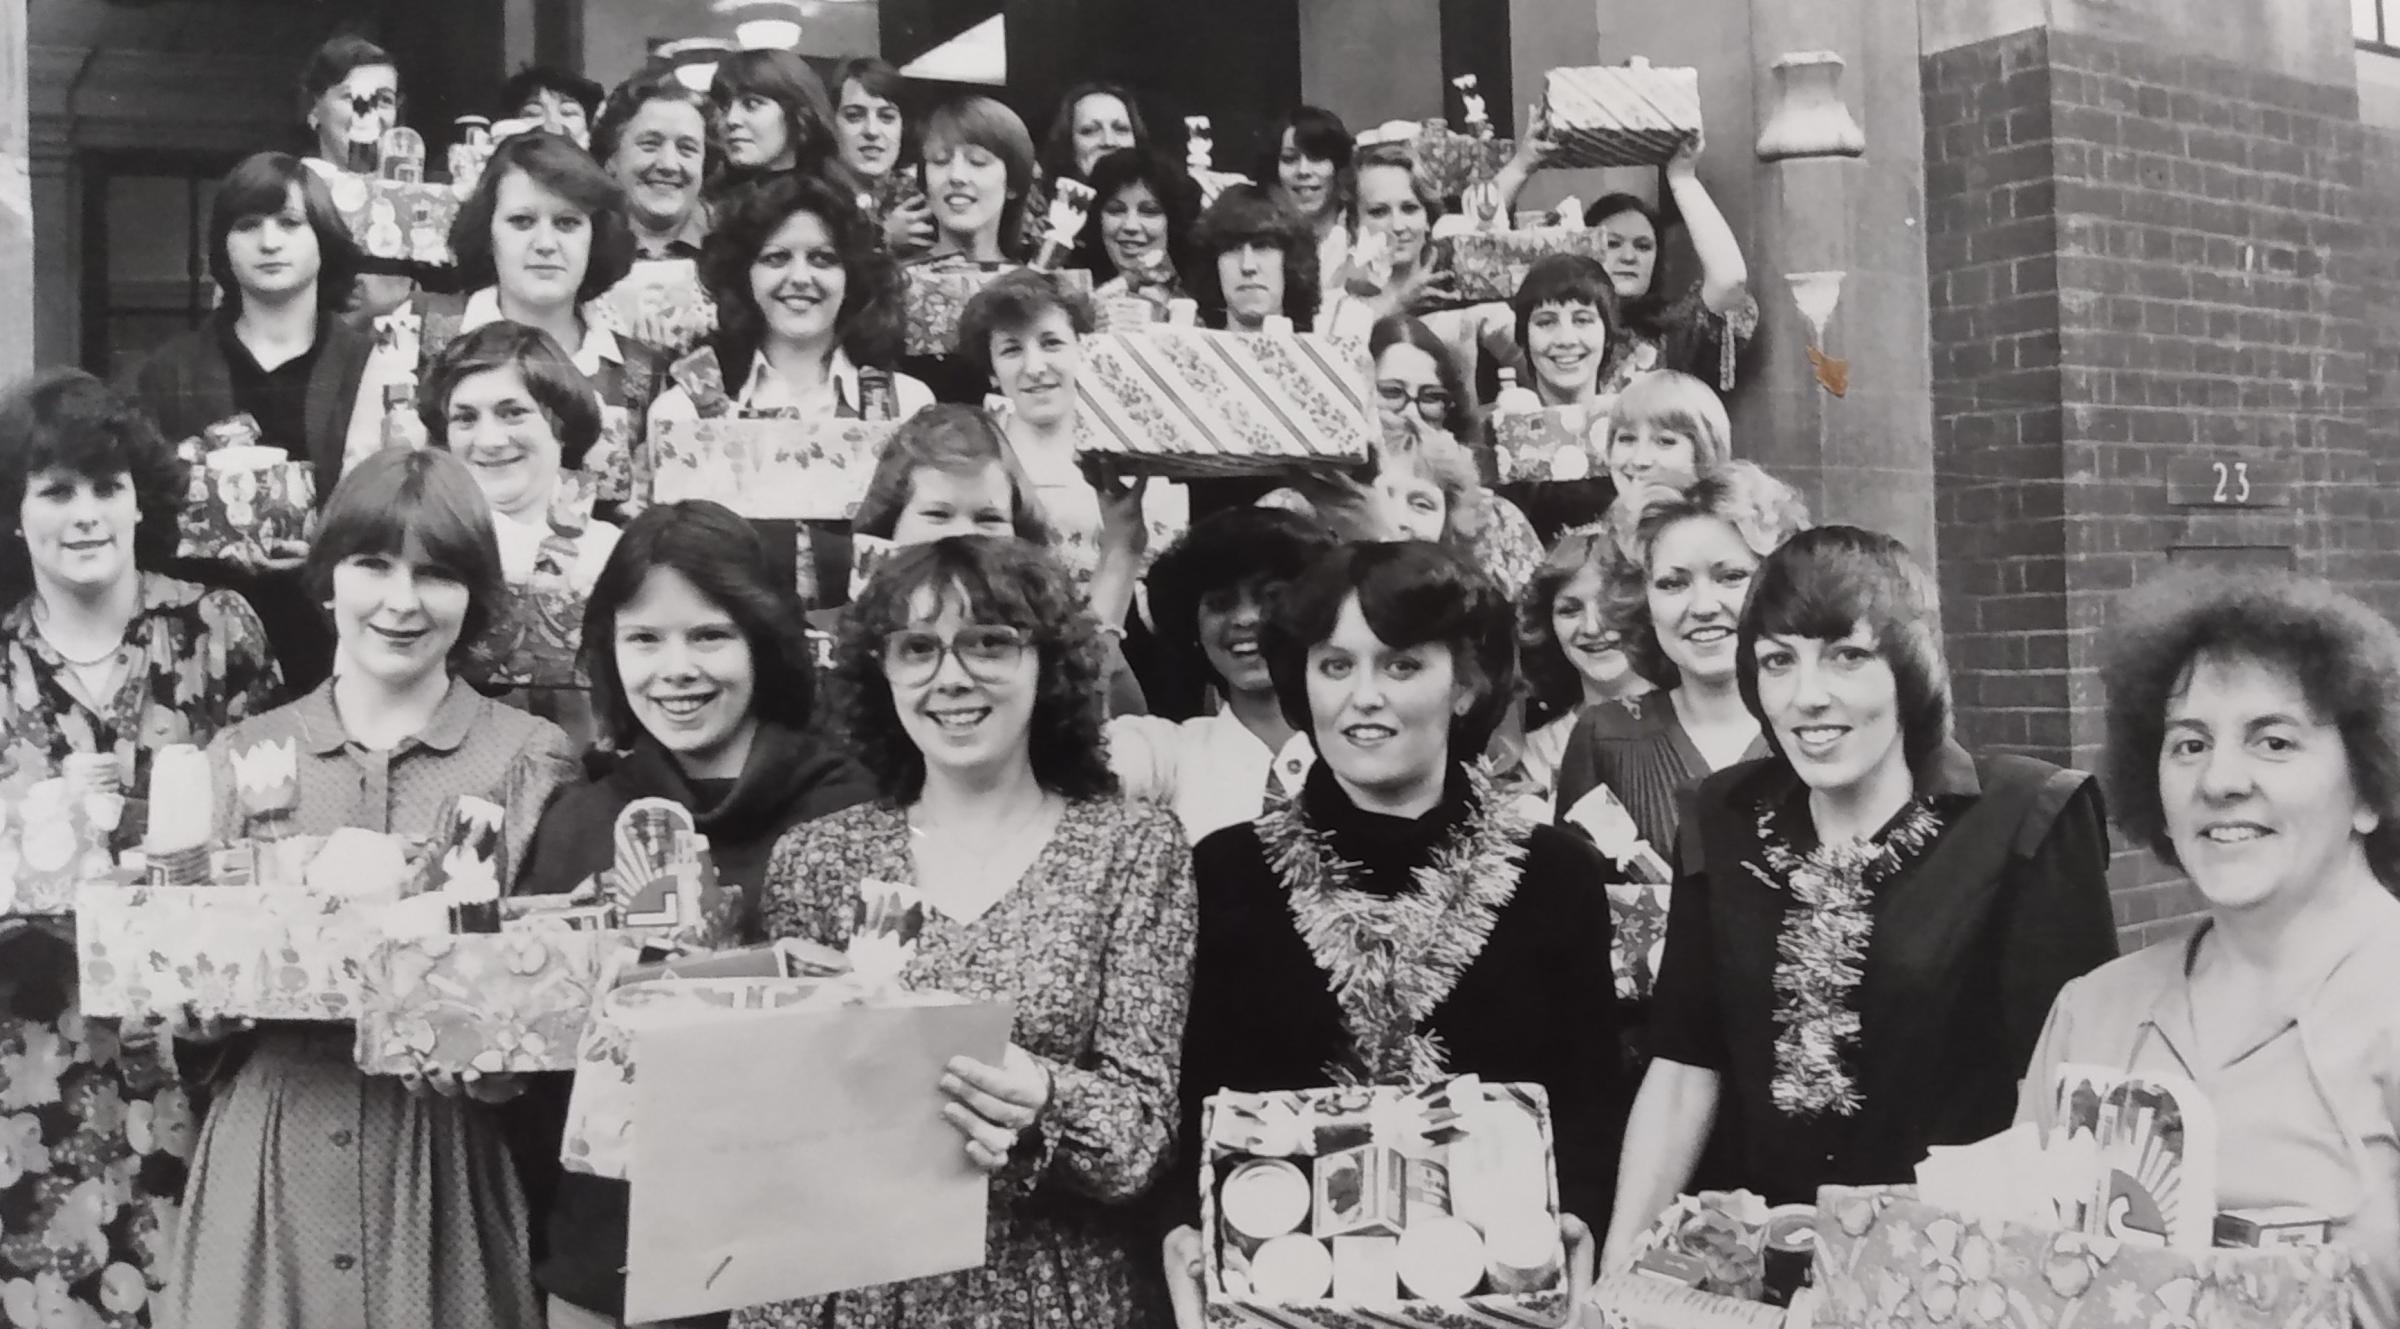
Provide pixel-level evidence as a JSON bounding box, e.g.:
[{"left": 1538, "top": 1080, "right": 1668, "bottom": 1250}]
[
  {"left": 702, "top": 171, "right": 904, "bottom": 381},
  {"left": 417, "top": 321, "right": 606, "bottom": 469},
  {"left": 1346, "top": 141, "right": 1445, "bottom": 237},
  {"left": 831, "top": 57, "right": 914, "bottom": 169},
  {"left": 1147, "top": 506, "right": 1337, "bottom": 692},
  {"left": 208, "top": 152, "right": 363, "bottom": 318},
  {"left": 1607, "top": 369, "right": 1733, "bottom": 482},
  {"left": 708, "top": 48, "right": 837, "bottom": 172},
  {"left": 834, "top": 535, "right": 1116, "bottom": 802},
  {"left": 1257, "top": 105, "right": 1356, "bottom": 218},
  {"left": 1039, "top": 82, "right": 1152, "bottom": 183},
  {"left": 1518, "top": 526, "right": 1647, "bottom": 719},
  {"left": 848, "top": 405, "right": 1053, "bottom": 545},
  {"left": 1187, "top": 183, "right": 1321, "bottom": 332},
  {"left": 1513, "top": 252, "right": 1621, "bottom": 355},
  {"left": 1622, "top": 461, "right": 1812, "bottom": 689},
  {"left": 583, "top": 500, "right": 817, "bottom": 749},
  {"left": 1736, "top": 526, "right": 1951, "bottom": 776},
  {"left": 591, "top": 65, "right": 721, "bottom": 177},
  {"left": 307, "top": 447, "right": 507, "bottom": 664},
  {"left": 1077, "top": 148, "right": 1203, "bottom": 286},
  {"left": 0, "top": 369, "right": 188, "bottom": 605},
  {"left": 922, "top": 96, "right": 1039, "bottom": 262},
  {"left": 1583, "top": 192, "right": 1676, "bottom": 328},
  {"left": 449, "top": 131, "right": 638, "bottom": 304},
  {"left": 1369, "top": 313, "right": 1479, "bottom": 444},
  {"left": 954, "top": 268, "right": 1094, "bottom": 387},
  {"left": 2102, "top": 569, "right": 2400, "bottom": 888},
  {"left": 297, "top": 34, "right": 394, "bottom": 118},
  {"left": 1264, "top": 540, "right": 1519, "bottom": 760}
]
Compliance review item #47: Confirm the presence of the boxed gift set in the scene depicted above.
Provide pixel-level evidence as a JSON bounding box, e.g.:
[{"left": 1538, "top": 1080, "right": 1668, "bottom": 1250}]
[
  {"left": 173, "top": 414, "right": 317, "bottom": 563},
  {"left": 904, "top": 262, "right": 1097, "bottom": 356},
  {"left": 596, "top": 257, "right": 717, "bottom": 355},
  {"left": 1595, "top": 1189, "right": 1817, "bottom": 1325},
  {"left": 326, "top": 171, "right": 468, "bottom": 267},
  {"left": 1439, "top": 228, "right": 1611, "bottom": 304},
  {"left": 649, "top": 415, "right": 901, "bottom": 521},
  {"left": 0, "top": 771, "right": 123, "bottom": 918},
  {"left": 1492, "top": 407, "right": 1607, "bottom": 485},
  {"left": 1197, "top": 1078, "right": 1572, "bottom": 1328},
  {"left": 1076, "top": 327, "right": 1378, "bottom": 478},
  {"left": 1541, "top": 61, "right": 1704, "bottom": 169}
]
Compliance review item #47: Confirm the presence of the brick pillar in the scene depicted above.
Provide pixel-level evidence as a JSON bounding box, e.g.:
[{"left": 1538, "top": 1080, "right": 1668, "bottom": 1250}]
[{"left": 1922, "top": 12, "right": 2373, "bottom": 945}]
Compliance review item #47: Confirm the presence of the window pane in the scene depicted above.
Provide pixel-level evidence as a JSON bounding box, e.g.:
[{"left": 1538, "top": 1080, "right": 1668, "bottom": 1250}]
[{"left": 2360, "top": 0, "right": 2386, "bottom": 44}]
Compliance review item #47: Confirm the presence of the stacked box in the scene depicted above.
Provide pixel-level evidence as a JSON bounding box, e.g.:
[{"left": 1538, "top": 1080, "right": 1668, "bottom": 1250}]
[
  {"left": 325, "top": 173, "right": 467, "bottom": 267},
  {"left": 1076, "top": 328, "right": 1377, "bottom": 479},
  {"left": 354, "top": 929, "right": 623, "bottom": 1074},
  {"left": 1541, "top": 66, "right": 1703, "bottom": 169},
  {"left": 1439, "top": 227, "right": 1612, "bottom": 303},
  {"left": 76, "top": 884, "right": 398, "bottom": 1021},
  {"left": 649, "top": 416, "right": 901, "bottom": 521}
]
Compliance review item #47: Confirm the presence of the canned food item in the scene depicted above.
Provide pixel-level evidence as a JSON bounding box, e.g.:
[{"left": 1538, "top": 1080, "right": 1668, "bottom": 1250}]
[
  {"left": 1249, "top": 1233, "right": 1332, "bottom": 1303},
  {"left": 1330, "top": 1234, "right": 1398, "bottom": 1302},
  {"left": 1761, "top": 1205, "right": 1817, "bottom": 1307},
  {"left": 1312, "top": 1144, "right": 1406, "bottom": 1239},
  {"left": 453, "top": 115, "right": 492, "bottom": 148},
  {"left": 1482, "top": 1209, "right": 1563, "bottom": 1294},
  {"left": 1402, "top": 1155, "right": 1452, "bottom": 1220},
  {"left": 1395, "top": 1215, "right": 1487, "bottom": 1300},
  {"left": 1218, "top": 1158, "right": 1309, "bottom": 1256}
]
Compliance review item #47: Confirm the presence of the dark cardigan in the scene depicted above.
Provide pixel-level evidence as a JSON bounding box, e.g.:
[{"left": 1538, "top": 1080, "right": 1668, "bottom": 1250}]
[
  {"left": 125, "top": 311, "right": 376, "bottom": 488},
  {"left": 1177, "top": 763, "right": 1629, "bottom": 1236},
  {"left": 510, "top": 721, "right": 875, "bottom": 1318}
]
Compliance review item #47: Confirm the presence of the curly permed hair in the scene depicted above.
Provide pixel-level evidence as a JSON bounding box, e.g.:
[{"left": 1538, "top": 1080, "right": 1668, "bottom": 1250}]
[
  {"left": 1517, "top": 526, "right": 1646, "bottom": 721},
  {"left": 0, "top": 369, "right": 189, "bottom": 606},
  {"left": 834, "top": 535, "right": 1118, "bottom": 804},
  {"left": 2102, "top": 567, "right": 2400, "bottom": 889},
  {"left": 1619, "top": 461, "right": 1811, "bottom": 690},
  {"left": 702, "top": 171, "right": 905, "bottom": 381}
]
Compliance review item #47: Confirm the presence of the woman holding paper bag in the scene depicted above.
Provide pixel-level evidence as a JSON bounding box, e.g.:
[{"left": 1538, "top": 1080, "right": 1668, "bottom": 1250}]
[
  {"left": 162, "top": 447, "right": 578, "bottom": 1329},
  {"left": 2017, "top": 570, "right": 2400, "bottom": 1325},
  {"left": 0, "top": 370, "right": 282, "bottom": 1329},
  {"left": 1603, "top": 528, "right": 2115, "bottom": 1267},
  {"left": 742, "top": 536, "right": 1195, "bottom": 1329}
]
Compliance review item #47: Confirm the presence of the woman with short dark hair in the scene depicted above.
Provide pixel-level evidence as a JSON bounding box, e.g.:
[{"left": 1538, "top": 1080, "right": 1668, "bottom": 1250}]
[
  {"left": 0, "top": 369, "right": 282, "bottom": 1329},
  {"left": 708, "top": 48, "right": 838, "bottom": 198},
  {"left": 163, "top": 447, "right": 578, "bottom": 1329},
  {"left": 1579, "top": 131, "right": 1756, "bottom": 394},
  {"left": 504, "top": 65, "right": 605, "bottom": 149},
  {"left": 2018, "top": 569, "right": 2400, "bottom": 1325},
  {"left": 520, "top": 500, "right": 874, "bottom": 1329},
  {"left": 1604, "top": 525, "right": 2116, "bottom": 1265},
  {"left": 1164, "top": 539, "right": 1619, "bottom": 1313},
  {"left": 829, "top": 56, "right": 932, "bottom": 258},
  {"left": 739, "top": 536, "right": 1195, "bottom": 1329},
  {"left": 591, "top": 67, "right": 717, "bottom": 263},
  {"left": 293, "top": 34, "right": 412, "bottom": 320},
  {"left": 1259, "top": 106, "right": 1354, "bottom": 290},
  {"left": 128, "top": 149, "right": 382, "bottom": 688}
]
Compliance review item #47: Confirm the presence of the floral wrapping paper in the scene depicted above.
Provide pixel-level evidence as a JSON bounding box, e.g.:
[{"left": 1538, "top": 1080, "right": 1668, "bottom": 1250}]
[
  {"left": 74, "top": 886, "right": 393, "bottom": 1022},
  {"left": 1410, "top": 126, "right": 1512, "bottom": 202},
  {"left": 468, "top": 580, "right": 588, "bottom": 689},
  {"left": 560, "top": 978, "right": 826, "bottom": 1180},
  {"left": 582, "top": 403, "right": 644, "bottom": 507},
  {"left": 1076, "top": 328, "right": 1378, "bottom": 479},
  {"left": 352, "top": 930, "right": 622, "bottom": 1075},
  {"left": 1811, "top": 1185, "right": 2356, "bottom": 1329},
  {"left": 1540, "top": 66, "right": 1704, "bottom": 170},
  {"left": 1437, "top": 228, "right": 1613, "bottom": 304},
  {"left": 1197, "top": 1081, "right": 1574, "bottom": 1329},
  {"left": 326, "top": 173, "right": 467, "bottom": 267},
  {"left": 649, "top": 416, "right": 901, "bottom": 522},
  {"left": 1492, "top": 408, "right": 1607, "bottom": 485},
  {"left": 0, "top": 796, "right": 116, "bottom": 920},
  {"left": 597, "top": 258, "right": 718, "bottom": 356},
  {"left": 903, "top": 263, "right": 1095, "bottom": 356},
  {"left": 174, "top": 460, "right": 316, "bottom": 564}
]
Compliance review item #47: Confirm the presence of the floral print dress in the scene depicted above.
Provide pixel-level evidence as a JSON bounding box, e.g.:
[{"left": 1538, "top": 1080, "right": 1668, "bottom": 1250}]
[
  {"left": 734, "top": 796, "right": 1196, "bottom": 1329},
  {"left": 0, "top": 574, "right": 280, "bottom": 1329}
]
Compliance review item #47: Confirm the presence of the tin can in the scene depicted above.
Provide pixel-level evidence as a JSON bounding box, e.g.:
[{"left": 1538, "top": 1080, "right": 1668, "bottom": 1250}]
[
  {"left": 1248, "top": 1233, "right": 1332, "bottom": 1303},
  {"left": 453, "top": 115, "right": 492, "bottom": 149},
  {"left": 204, "top": 415, "right": 262, "bottom": 451},
  {"left": 1761, "top": 1206, "right": 1817, "bottom": 1307},
  {"left": 1395, "top": 1215, "right": 1487, "bottom": 1299},
  {"left": 1219, "top": 1158, "right": 1310, "bottom": 1257},
  {"left": 1312, "top": 1144, "right": 1406, "bottom": 1239},
  {"left": 1482, "top": 1209, "right": 1563, "bottom": 1294}
]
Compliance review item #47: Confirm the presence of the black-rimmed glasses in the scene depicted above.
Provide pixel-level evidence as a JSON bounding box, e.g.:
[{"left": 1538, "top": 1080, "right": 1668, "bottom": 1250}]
[{"left": 881, "top": 625, "right": 1030, "bottom": 684}]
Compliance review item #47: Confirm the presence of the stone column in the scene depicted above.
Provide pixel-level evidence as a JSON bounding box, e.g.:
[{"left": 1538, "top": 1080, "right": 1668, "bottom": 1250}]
[{"left": 0, "top": 1, "right": 30, "bottom": 380}]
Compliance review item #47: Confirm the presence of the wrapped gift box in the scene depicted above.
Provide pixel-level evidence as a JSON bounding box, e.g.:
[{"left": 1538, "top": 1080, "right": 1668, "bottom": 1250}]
[
  {"left": 1411, "top": 125, "right": 1512, "bottom": 202},
  {"left": 903, "top": 263, "right": 1094, "bottom": 356},
  {"left": 1541, "top": 65, "right": 1703, "bottom": 169},
  {"left": 76, "top": 884, "right": 404, "bottom": 1021},
  {"left": 172, "top": 425, "right": 318, "bottom": 563},
  {"left": 1198, "top": 1079, "right": 1572, "bottom": 1328},
  {"left": 597, "top": 258, "right": 717, "bottom": 356},
  {"left": 0, "top": 779, "right": 119, "bottom": 917},
  {"left": 1439, "top": 227, "right": 1611, "bottom": 303},
  {"left": 470, "top": 579, "right": 588, "bottom": 688},
  {"left": 1493, "top": 407, "right": 1606, "bottom": 484},
  {"left": 650, "top": 416, "right": 900, "bottom": 521},
  {"left": 1811, "top": 1185, "right": 2354, "bottom": 1329},
  {"left": 354, "top": 929, "right": 624, "bottom": 1074},
  {"left": 1076, "top": 328, "right": 1377, "bottom": 479},
  {"left": 325, "top": 172, "right": 467, "bottom": 266}
]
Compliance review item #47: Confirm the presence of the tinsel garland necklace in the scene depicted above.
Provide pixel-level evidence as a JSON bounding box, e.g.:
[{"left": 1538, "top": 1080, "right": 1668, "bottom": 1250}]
[
  {"left": 1744, "top": 795, "right": 1944, "bottom": 1118},
  {"left": 1258, "top": 766, "right": 1530, "bottom": 1087}
]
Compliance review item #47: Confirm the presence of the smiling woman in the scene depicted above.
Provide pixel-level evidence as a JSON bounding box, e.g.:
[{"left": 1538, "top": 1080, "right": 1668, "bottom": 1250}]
[{"left": 591, "top": 68, "right": 716, "bottom": 259}]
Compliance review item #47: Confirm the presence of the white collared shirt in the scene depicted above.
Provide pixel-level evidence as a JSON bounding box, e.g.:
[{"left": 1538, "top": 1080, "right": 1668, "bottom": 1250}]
[
  {"left": 1107, "top": 707, "right": 1315, "bottom": 845},
  {"left": 459, "top": 287, "right": 625, "bottom": 379}
]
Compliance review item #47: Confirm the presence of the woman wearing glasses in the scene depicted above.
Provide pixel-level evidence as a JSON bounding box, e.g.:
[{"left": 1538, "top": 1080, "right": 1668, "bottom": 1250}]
[{"left": 742, "top": 536, "right": 1194, "bottom": 1329}]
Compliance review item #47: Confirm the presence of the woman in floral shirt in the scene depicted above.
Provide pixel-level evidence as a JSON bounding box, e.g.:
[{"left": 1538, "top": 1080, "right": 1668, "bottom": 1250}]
[{"left": 0, "top": 369, "right": 282, "bottom": 1328}]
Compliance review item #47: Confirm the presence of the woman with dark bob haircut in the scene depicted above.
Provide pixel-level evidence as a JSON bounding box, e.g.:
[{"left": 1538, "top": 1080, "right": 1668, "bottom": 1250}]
[
  {"left": 740, "top": 535, "right": 1195, "bottom": 1329},
  {"left": 0, "top": 369, "right": 281, "bottom": 1328},
  {"left": 1258, "top": 105, "right": 1355, "bottom": 289},
  {"left": 1603, "top": 526, "right": 2117, "bottom": 1266},
  {"left": 1185, "top": 182, "right": 1322, "bottom": 332},
  {"left": 1165, "top": 539, "right": 1617, "bottom": 1314},
  {"left": 516, "top": 501, "right": 874, "bottom": 1329},
  {"left": 1107, "top": 506, "right": 1335, "bottom": 843},
  {"left": 2015, "top": 570, "right": 2400, "bottom": 1323},
  {"left": 165, "top": 447, "right": 576, "bottom": 1329},
  {"left": 707, "top": 46, "right": 838, "bottom": 197}
]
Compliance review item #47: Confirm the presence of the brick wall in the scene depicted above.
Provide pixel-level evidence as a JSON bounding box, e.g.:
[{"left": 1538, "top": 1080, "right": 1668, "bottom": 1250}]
[{"left": 1924, "top": 27, "right": 2377, "bottom": 947}]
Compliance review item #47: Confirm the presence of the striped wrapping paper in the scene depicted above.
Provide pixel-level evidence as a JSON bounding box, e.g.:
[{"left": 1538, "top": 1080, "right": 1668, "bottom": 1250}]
[
  {"left": 904, "top": 262, "right": 1095, "bottom": 355},
  {"left": 1541, "top": 66, "right": 1703, "bottom": 170},
  {"left": 1076, "top": 328, "right": 1376, "bottom": 479},
  {"left": 1196, "top": 1080, "right": 1571, "bottom": 1329},
  {"left": 648, "top": 416, "right": 900, "bottom": 521},
  {"left": 1439, "top": 227, "right": 1612, "bottom": 303}
]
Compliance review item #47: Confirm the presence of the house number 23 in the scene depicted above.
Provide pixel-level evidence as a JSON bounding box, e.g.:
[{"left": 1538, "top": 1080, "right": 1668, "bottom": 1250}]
[{"left": 2212, "top": 461, "right": 2251, "bottom": 504}]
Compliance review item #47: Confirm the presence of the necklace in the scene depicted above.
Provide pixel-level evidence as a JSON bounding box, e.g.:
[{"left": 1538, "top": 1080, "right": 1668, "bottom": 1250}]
[{"left": 43, "top": 634, "right": 122, "bottom": 668}]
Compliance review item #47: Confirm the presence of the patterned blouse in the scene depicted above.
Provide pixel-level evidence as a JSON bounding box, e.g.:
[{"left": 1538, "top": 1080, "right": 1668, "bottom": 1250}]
[
  {"left": 736, "top": 796, "right": 1196, "bottom": 1329},
  {"left": 0, "top": 573, "right": 279, "bottom": 1329}
]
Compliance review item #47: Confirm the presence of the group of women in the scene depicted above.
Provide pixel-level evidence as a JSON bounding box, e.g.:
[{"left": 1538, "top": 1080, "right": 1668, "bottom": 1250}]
[{"left": 0, "top": 29, "right": 2391, "bottom": 1329}]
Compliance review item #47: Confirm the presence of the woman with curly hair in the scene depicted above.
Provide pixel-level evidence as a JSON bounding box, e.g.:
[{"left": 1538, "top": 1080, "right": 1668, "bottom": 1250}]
[
  {"left": 1164, "top": 540, "right": 1616, "bottom": 1317},
  {"left": 0, "top": 370, "right": 281, "bottom": 1329},
  {"left": 740, "top": 535, "right": 1195, "bottom": 1329},
  {"left": 1184, "top": 183, "right": 1321, "bottom": 333},
  {"left": 2018, "top": 569, "right": 2400, "bottom": 1325},
  {"left": 1606, "top": 527, "right": 2114, "bottom": 1264},
  {"left": 1507, "top": 527, "right": 1653, "bottom": 808},
  {"left": 1079, "top": 148, "right": 1202, "bottom": 323}
]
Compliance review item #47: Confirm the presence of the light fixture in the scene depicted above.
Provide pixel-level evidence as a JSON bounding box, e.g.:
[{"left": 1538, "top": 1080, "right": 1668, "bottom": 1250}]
[{"left": 655, "top": 37, "right": 735, "bottom": 93}]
